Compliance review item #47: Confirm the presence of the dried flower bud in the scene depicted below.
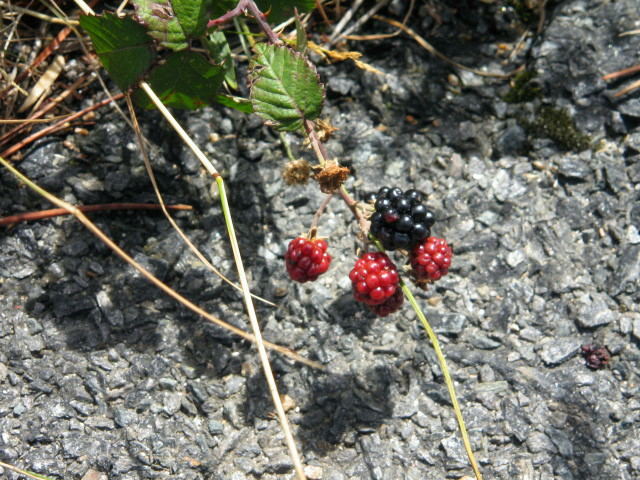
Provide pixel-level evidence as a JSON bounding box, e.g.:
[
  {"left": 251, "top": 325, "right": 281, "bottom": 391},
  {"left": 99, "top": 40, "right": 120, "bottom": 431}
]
[
  {"left": 313, "top": 160, "right": 350, "bottom": 193},
  {"left": 282, "top": 159, "right": 311, "bottom": 185}
]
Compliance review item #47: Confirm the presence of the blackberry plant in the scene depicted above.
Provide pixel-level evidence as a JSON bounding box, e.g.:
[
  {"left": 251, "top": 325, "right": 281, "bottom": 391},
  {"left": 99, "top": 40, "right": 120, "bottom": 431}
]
[{"left": 0, "top": 1, "right": 482, "bottom": 478}]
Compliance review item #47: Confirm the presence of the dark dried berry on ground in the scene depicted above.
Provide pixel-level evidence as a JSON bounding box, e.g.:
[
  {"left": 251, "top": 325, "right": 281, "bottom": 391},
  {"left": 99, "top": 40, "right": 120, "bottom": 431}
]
[
  {"left": 369, "top": 186, "right": 435, "bottom": 250},
  {"left": 411, "top": 237, "right": 452, "bottom": 282},
  {"left": 581, "top": 344, "right": 611, "bottom": 369},
  {"left": 285, "top": 237, "right": 331, "bottom": 282},
  {"left": 349, "top": 252, "right": 400, "bottom": 306}
]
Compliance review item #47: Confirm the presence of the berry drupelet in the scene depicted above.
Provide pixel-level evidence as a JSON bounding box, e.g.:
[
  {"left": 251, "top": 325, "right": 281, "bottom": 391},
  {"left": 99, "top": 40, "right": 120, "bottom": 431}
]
[
  {"left": 368, "top": 187, "right": 435, "bottom": 251},
  {"left": 285, "top": 237, "right": 332, "bottom": 282}
]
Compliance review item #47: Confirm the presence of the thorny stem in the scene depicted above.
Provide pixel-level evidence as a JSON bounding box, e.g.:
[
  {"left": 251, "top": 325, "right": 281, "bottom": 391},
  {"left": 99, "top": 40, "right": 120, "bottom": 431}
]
[
  {"left": 207, "top": 0, "right": 281, "bottom": 45},
  {"left": 339, "top": 185, "right": 370, "bottom": 237}
]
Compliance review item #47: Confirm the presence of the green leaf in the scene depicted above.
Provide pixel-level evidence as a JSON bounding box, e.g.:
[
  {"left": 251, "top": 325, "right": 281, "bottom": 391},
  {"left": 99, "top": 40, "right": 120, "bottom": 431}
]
[
  {"left": 136, "top": 51, "right": 225, "bottom": 109},
  {"left": 131, "top": 0, "right": 188, "bottom": 50},
  {"left": 215, "top": 94, "right": 253, "bottom": 113},
  {"left": 256, "top": 0, "right": 315, "bottom": 24},
  {"left": 249, "top": 44, "right": 323, "bottom": 132},
  {"left": 206, "top": 31, "right": 237, "bottom": 89},
  {"left": 80, "top": 13, "right": 155, "bottom": 91},
  {"left": 171, "top": 0, "right": 208, "bottom": 37}
]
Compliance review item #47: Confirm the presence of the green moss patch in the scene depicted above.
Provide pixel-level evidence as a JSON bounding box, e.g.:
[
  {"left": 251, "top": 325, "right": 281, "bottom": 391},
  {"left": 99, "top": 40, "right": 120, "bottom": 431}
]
[{"left": 521, "top": 106, "right": 591, "bottom": 151}]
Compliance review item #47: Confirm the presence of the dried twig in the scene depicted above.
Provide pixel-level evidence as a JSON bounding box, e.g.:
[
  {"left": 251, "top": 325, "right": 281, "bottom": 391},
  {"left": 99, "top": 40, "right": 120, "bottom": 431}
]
[{"left": 0, "top": 202, "right": 192, "bottom": 226}]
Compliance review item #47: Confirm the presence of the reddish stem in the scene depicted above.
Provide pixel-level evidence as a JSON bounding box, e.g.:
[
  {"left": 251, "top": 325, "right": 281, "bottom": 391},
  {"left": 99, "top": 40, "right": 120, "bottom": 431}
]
[
  {"left": 602, "top": 63, "right": 640, "bottom": 81},
  {"left": 309, "top": 193, "right": 333, "bottom": 236},
  {"left": 207, "top": 0, "right": 281, "bottom": 44},
  {"left": 0, "top": 203, "right": 192, "bottom": 226}
]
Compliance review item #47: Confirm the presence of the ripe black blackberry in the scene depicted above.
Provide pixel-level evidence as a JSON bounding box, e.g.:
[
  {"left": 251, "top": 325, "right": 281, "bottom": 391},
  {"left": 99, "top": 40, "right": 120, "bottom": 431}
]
[{"left": 368, "top": 186, "right": 435, "bottom": 250}]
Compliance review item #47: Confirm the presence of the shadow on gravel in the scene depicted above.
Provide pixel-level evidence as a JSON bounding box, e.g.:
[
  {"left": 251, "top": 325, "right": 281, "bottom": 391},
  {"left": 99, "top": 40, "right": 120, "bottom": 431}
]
[
  {"left": 238, "top": 365, "right": 394, "bottom": 454},
  {"left": 549, "top": 385, "right": 625, "bottom": 478},
  {"left": 297, "top": 366, "right": 394, "bottom": 454},
  {"left": 14, "top": 113, "right": 281, "bottom": 370},
  {"left": 324, "top": 293, "right": 376, "bottom": 338}
]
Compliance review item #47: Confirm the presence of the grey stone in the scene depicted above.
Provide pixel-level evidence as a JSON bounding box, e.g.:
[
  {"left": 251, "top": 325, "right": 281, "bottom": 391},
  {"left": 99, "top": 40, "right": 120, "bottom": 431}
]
[
  {"left": 208, "top": 420, "right": 224, "bottom": 435},
  {"left": 469, "top": 333, "right": 501, "bottom": 350},
  {"left": 0, "top": 362, "right": 8, "bottom": 383},
  {"left": 618, "top": 98, "right": 640, "bottom": 118},
  {"left": 527, "top": 431, "right": 556, "bottom": 454},
  {"left": 556, "top": 156, "right": 591, "bottom": 180},
  {"left": 496, "top": 125, "right": 527, "bottom": 156},
  {"left": 575, "top": 292, "right": 618, "bottom": 328},
  {"left": 538, "top": 338, "right": 581, "bottom": 366},
  {"left": 440, "top": 435, "right": 467, "bottom": 469},
  {"left": 429, "top": 311, "right": 467, "bottom": 336},
  {"left": 545, "top": 427, "right": 573, "bottom": 457},
  {"left": 609, "top": 245, "right": 640, "bottom": 296},
  {"left": 632, "top": 315, "right": 640, "bottom": 342}
]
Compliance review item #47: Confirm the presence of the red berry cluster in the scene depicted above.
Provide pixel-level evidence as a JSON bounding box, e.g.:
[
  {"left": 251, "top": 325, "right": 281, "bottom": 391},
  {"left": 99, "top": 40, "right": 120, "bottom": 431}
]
[
  {"left": 411, "top": 236, "right": 452, "bottom": 282},
  {"left": 348, "top": 252, "right": 401, "bottom": 315},
  {"left": 349, "top": 252, "right": 398, "bottom": 304},
  {"left": 285, "top": 237, "right": 331, "bottom": 283},
  {"left": 284, "top": 187, "right": 453, "bottom": 317}
]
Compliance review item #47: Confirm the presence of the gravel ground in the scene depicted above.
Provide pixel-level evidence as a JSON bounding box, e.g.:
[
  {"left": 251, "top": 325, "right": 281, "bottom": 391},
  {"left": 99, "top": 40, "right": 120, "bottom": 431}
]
[{"left": 1, "top": 0, "right": 640, "bottom": 479}]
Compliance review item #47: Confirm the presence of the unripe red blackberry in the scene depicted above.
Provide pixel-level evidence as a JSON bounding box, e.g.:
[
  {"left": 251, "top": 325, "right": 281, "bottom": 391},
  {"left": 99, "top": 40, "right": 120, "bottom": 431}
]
[
  {"left": 349, "top": 252, "right": 400, "bottom": 306},
  {"left": 368, "top": 289, "right": 403, "bottom": 317},
  {"left": 285, "top": 237, "right": 331, "bottom": 283},
  {"left": 368, "top": 187, "right": 435, "bottom": 250},
  {"left": 410, "top": 236, "right": 452, "bottom": 282}
]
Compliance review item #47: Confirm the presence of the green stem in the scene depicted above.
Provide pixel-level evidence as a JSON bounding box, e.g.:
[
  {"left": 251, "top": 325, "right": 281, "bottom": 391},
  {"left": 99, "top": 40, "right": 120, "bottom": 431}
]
[
  {"left": 235, "top": 16, "right": 253, "bottom": 54},
  {"left": 279, "top": 132, "right": 297, "bottom": 162},
  {"left": 400, "top": 281, "right": 483, "bottom": 479}
]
